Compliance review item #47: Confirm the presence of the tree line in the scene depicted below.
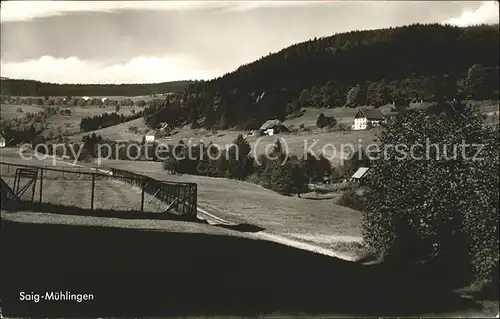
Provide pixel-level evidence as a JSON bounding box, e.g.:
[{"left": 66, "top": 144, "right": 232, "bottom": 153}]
[
  {"left": 0, "top": 78, "right": 193, "bottom": 97},
  {"left": 1, "top": 95, "right": 148, "bottom": 108},
  {"left": 80, "top": 112, "right": 143, "bottom": 132}
]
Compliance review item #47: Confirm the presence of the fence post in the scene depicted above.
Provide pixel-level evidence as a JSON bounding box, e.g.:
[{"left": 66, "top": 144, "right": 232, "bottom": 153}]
[
  {"left": 31, "top": 175, "right": 37, "bottom": 203},
  {"left": 39, "top": 168, "right": 43, "bottom": 203},
  {"left": 140, "top": 178, "right": 145, "bottom": 212},
  {"left": 91, "top": 173, "right": 95, "bottom": 210},
  {"left": 193, "top": 184, "right": 197, "bottom": 218}
]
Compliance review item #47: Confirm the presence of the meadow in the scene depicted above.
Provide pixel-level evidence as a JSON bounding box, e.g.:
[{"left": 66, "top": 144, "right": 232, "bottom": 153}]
[
  {"left": 94, "top": 158, "right": 363, "bottom": 244},
  {"left": 1, "top": 102, "right": 145, "bottom": 137},
  {"left": 45, "top": 105, "right": 143, "bottom": 136},
  {"left": 0, "top": 103, "right": 40, "bottom": 120}
]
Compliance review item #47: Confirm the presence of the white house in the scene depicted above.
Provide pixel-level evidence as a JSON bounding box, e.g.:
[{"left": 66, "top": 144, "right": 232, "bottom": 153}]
[
  {"left": 145, "top": 131, "right": 156, "bottom": 143},
  {"left": 82, "top": 96, "right": 90, "bottom": 101},
  {"left": 352, "top": 108, "right": 386, "bottom": 130}
]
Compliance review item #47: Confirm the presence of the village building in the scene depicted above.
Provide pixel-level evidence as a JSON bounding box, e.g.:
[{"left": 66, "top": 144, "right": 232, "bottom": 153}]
[
  {"left": 259, "top": 119, "right": 288, "bottom": 136},
  {"left": 144, "top": 130, "right": 156, "bottom": 143},
  {"left": 352, "top": 108, "right": 386, "bottom": 130}
]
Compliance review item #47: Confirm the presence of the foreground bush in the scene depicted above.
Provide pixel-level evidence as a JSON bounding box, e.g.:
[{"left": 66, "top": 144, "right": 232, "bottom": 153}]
[
  {"left": 363, "top": 103, "right": 499, "bottom": 285},
  {"left": 338, "top": 189, "right": 366, "bottom": 211}
]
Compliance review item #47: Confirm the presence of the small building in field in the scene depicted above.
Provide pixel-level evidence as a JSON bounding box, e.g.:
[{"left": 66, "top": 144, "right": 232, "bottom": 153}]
[
  {"left": 82, "top": 96, "right": 90, "bottom": 101},
  {"left": 0, "top": 133, "right": 6, "bottom": 147},
  {"left": 350, "top": 167, "right": 370, "bottom": 182},
  {"left": 259, "top": 119, "right": 288, "bottom": 136},
  {"left": 352, "top": 108, "right": 386, "bottom": 130}
]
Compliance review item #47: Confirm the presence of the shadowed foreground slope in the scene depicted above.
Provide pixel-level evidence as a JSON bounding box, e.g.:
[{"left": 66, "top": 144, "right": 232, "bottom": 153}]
[{"left": 1, "top": 218, "right": 481, "bottom": 317}]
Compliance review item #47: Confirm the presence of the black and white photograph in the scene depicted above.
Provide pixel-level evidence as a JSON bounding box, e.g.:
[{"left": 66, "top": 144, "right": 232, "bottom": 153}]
[{"left": 0, "top": 0, "right": 499, "bottom": 317}]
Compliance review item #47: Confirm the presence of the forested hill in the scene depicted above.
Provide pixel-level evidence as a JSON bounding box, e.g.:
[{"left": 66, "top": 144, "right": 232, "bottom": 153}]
[
  {"left": 0, "top": 78, "right": 194, "bottom": 97},
  {"left": 153, "top": 23, "right": 498, "bottom": 130}
]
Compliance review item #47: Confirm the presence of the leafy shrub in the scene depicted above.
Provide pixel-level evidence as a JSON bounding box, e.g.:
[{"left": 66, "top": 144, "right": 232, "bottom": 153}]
[
  {"left": 363, "top": 104, "right": 499, "bottom": 285},
  {"left": 338, "top": 123, "right": 351, "bottom": 131},
  {"left": 316, "top": 113, "right": 337, "bottom": 128},
  {"left": 338, "top": 189, "right": 366, "bottom": 211},
  {"left": 16, "top": 107, "right": 23, "bottom": 113},
  {"left": 128, "top": 126, "right": 138, "bottom": 134}
]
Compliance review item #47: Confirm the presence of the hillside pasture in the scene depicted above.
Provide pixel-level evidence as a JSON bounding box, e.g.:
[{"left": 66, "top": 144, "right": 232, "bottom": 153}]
[
  {"left": 0, "top": 103, "right": 41, "bottom": 120},
  {"left": 16, "top": 94, "right": 164, "bottom": 102},
  {"left": 64, "top": 100, "right": 498, "bottom": 164},
  {"left": 68, "top": 118, "right": 377, "bottom": 165},
  {"left": 68, "top": 117, "right": 149, "bottom": 142},
  {"left": 93, "top": 159, "right": 363, "bottom": 247},
  {"left": 282, "top": 102, "right": 434, "bottom": 129},
  {"left": 44, "top": 105, "right": 144, "bottom": 136}
]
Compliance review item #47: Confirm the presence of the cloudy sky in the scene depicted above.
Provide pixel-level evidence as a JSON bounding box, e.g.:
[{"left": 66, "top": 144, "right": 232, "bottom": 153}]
[{"left": 1, "top": 1, "right": 498, "bottom": 84}]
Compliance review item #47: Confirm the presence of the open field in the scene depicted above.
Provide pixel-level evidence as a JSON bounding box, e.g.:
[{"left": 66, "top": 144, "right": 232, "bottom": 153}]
[
  {"left": 0, "top": 103, "right": 40, "bottom": 120},
  {"left": 44, "top": 105, "right": 143, "bottom": 136},
  {"left": 15, "top": 94, "right": 164, "bottom": 101},
  {"left": 2, "top": 217, "right": 494, "bottom": 317},
  {"left": 69, "top": 117, "right": 148, "bottom": 142},
  {"left": 64, "top": 100, "right": 498, "bottom": 165},
  {"left": 68, "top": 117, "right": 378, "bottom": 165},
  {"left": 94, "top": 159, "right": 363, "bottom": 243},
  {"left": 1, "top": 148, "right": 363, "bottom": 248},
  {"left": 1, "top": 103, "right": 145, "bottom": 136}
]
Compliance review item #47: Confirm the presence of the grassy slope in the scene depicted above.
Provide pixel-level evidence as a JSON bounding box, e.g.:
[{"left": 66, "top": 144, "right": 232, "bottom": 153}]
[
  {"left": 45, "top": 105, "right": 143, "bottom": 136},
  {"left": 16, "top": 95, "right": 162, "bottom": 101},
  {"left": 1, "top": 146, "right": 362, "bottom": 255},
  {"left": 0, "top": 103, "right": 40, "bottom": 120},
  {"left": 69, "top": 117, "right": 148, "bottom": 142},
  {"left": 95, "top": 159, "right": 363, "bottom": 242},
  {"left": 66, "top": 114, "right": 378, "bottom": 165},
  {"left": 64, "top": 101, "right": 498, "bottom": 165},
  {"left": 1, "top": 103, "right": 145, "bottom": 137}
]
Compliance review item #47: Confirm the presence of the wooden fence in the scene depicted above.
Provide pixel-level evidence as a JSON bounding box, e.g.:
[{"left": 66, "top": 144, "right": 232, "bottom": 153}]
[
  {"left": 0, "top": 161, "right": 197, "bottom": 219},
  {"left": 111, "top": 168, "right": 197, "bottom": 219}
]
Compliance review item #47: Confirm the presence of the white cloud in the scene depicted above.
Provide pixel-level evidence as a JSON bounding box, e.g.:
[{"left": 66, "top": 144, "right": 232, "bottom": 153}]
[
  {"left": 0, "top": 1, "right": 334, "bottom": 22},
  {"left": 0, "top": 55, "right": 221, "bottom": 83},
  {"left": 225, "top": 1, "right": 335, "bottom": 11},
  {"left": 444, "top": 1, "right": 499, "bottom": 26}
]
